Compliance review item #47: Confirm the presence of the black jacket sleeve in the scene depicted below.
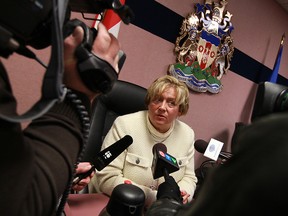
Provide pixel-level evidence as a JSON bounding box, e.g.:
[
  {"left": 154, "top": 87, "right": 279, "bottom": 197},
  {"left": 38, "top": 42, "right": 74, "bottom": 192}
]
[{"left": 0, "top": 61, "right": 89, "bottom": 216}]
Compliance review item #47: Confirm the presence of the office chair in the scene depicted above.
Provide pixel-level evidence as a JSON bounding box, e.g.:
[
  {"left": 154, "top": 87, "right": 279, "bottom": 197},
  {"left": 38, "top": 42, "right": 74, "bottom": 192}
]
[
  {"left": 67, "top": 81, "right": 146, "bottom": 210},
  {"left": 82, "top": 79, "right": 147, "bottom": 166}
]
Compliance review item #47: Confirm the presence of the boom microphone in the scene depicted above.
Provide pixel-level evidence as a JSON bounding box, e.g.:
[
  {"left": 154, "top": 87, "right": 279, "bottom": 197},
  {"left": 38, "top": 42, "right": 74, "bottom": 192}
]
[
  {"left": 73, "top": 135, "right": 133, "bottom": 185},
  {"left": 151, "top": 143, "right": 179, "bottom": 180},
  {"left": 194, "top": 139, "right": 232, "bottom": 160}
]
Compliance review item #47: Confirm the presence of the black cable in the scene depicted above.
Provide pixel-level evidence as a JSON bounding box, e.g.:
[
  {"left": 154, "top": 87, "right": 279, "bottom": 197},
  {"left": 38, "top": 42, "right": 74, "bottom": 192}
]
[
  {"left": 56, "top": 88, "right": 91, "bottom": 216},
  {"left": 199, "top": 160, "right": 217, "bottom": 180}
]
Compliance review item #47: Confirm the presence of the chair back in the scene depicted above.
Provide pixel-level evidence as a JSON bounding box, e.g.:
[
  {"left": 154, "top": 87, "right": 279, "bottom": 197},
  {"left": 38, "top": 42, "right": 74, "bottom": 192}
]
[{"left": 82, "top": 80, "right": 147, "bottom": 162}]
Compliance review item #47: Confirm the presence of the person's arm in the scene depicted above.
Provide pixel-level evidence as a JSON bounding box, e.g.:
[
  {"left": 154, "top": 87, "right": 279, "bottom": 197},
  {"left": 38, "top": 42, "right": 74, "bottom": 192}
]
[
  {"left": 63, "top": 23, "right": 121, "bottom": 193},
  {"left": 63, "top": 23, "right": 120, "bottom": 101},
  {"left": 0, "top": 22, "right": 121, "bottom": 216}
]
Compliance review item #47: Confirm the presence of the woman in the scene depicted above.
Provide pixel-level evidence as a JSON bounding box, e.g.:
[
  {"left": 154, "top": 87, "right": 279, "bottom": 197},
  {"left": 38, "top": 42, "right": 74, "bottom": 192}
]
[{"left": 95, "top": 75, "right": 197, "bottom": 208}]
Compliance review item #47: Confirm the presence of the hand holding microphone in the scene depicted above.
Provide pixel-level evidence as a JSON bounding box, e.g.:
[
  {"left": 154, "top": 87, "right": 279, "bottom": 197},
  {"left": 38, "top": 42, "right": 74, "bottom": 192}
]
[
  {"left": 157, "top": 175, "right": 182, "bottom": 203},
  {"left": 151, "top": 143, "right": 182, "bottom": 203},
  {"left": 72, "top": 162, "right": 95, "bottom": 191},
  {"left": 145, "top": 143, "right": 183, "bottom": 216},
  {"left": 73, "top": 135, "right": 133, "bottom": 186}
]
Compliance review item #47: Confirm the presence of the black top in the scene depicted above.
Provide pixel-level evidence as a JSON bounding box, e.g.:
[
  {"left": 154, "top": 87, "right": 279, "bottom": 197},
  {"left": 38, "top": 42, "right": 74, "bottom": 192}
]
[{"left": 0, "top": 61, "right": 90, "bottom": 216}]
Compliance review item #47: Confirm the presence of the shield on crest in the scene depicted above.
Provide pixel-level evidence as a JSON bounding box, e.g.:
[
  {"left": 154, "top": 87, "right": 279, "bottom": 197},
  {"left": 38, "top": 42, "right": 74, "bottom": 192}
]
[{"left": 197, "top": 30, "right": 220, "bottom": 70}]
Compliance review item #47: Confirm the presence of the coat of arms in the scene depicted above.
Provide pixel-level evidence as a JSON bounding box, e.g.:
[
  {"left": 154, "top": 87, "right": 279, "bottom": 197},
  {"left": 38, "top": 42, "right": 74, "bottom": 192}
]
[{"left": 168, "top": 0, "right": 234, "bottom": 93}]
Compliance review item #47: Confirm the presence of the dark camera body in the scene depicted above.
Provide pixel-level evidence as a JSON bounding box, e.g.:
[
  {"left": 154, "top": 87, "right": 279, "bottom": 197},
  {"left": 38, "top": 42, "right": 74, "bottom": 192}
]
[
  {"left": 0, "top": 1, "right": 52, "bottom": 48},
  {"left": 69, "top": 0, "right": 111, "bottom": 14},
  {"left": 0, "top": 0, "right": 111, "bottom": 50},
  {"left": 0, "top": 0, "right": 123, "bottom": 93},
  {"left": 251, "top": 82, "right": 288, "bottom": 121}
]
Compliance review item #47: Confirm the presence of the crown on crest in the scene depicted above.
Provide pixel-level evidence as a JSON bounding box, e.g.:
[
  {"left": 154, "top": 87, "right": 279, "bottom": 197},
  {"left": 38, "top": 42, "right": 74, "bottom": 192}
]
[{"left": 212, "top": 2, "right": 226, "bottom": 23}]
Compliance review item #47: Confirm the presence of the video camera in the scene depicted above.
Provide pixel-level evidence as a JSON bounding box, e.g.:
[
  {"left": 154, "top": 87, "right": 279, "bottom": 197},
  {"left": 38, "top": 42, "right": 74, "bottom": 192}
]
[
  {"left": 0, "top": 0, "right": 133, "bottom": 53},
  {"left": 0, "top": 0, "right": 134, "bottom": 122}
]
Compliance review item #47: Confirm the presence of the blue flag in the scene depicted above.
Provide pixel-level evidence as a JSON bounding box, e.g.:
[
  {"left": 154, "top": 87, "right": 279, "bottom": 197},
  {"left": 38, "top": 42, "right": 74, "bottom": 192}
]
[{"left": 269, "top": 34, "right": 285, "bottom": 83}]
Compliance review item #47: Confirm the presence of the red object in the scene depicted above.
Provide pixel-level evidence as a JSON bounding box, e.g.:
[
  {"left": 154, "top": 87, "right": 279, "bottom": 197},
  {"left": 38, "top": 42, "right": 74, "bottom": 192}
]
[
  {"left": 124, "top": 180, "right": 132, "bottom": 184},
  {"left": 92, "top": 0, "right": 125, "bottom": 38}
]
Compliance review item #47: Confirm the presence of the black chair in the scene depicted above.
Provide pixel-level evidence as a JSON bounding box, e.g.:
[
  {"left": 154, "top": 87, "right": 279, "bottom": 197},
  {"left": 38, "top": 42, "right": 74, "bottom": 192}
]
[{"left": 82, "top": 79, "right": 147, "bottom": 164}]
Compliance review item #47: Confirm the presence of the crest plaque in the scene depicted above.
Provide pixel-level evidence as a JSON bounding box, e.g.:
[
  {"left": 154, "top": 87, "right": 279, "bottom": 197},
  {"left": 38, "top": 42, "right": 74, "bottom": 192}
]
[{"left": 168, "top": 0, "right": 234, "bottom": 93}]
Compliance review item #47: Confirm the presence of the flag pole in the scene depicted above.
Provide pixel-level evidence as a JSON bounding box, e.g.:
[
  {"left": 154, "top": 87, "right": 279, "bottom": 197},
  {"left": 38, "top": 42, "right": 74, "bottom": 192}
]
[
  {"left": 92, "top": 0, "right": 126, "bottom": 38},
  {"left": 269, "top": 33, "right": 285, "bottom": 83}
]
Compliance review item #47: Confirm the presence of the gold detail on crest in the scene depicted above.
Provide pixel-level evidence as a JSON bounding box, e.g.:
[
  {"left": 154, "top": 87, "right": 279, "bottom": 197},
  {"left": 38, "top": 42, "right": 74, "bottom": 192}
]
[
  {"left": 175, "top": 13, "right": 199, "bottom": 65},
  {"left": 170, "top": 0, "right": 234, "bottom": 93}
]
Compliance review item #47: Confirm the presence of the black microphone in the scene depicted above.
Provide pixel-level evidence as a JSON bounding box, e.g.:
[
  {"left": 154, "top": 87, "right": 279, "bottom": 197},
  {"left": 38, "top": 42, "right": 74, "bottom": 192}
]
[
  {"left": 73, "top": 135, "right": 133, "bottom": 185},
  {"left": 194, "top": 139, "right": 232, "bottom": 160},
  {"left": 194, "top": 139, "right": 208, "bottom": 154},
  {"left": 151, "top": 143, "right": 179, "bottom": 180},
  {"left": 151, "top": 143, "right": 182, "bottom": 203}
]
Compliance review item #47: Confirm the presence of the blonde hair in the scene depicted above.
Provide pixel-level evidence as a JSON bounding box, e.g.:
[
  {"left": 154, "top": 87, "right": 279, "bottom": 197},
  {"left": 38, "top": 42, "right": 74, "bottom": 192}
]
[{"left": 145, "top": 75, "right": 190, "bottom": 115}]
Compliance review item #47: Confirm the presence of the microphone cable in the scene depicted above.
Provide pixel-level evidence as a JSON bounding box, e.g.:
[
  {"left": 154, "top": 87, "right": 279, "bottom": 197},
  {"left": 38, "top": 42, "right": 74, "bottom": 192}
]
[
  {"left": 197, "top": 150, "right": 232, "bottom": 182},
  {"left": 56, "top": 88, "right": 91, "bottom": 216},
  {"left": 15, "top": 45, "right": 48, "bottom": 69}
]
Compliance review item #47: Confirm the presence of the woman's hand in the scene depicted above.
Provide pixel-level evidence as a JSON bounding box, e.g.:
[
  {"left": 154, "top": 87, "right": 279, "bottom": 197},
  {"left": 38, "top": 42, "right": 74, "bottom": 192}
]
[{"left": 181, "top": 190, "right": 191, "bottom": 204}]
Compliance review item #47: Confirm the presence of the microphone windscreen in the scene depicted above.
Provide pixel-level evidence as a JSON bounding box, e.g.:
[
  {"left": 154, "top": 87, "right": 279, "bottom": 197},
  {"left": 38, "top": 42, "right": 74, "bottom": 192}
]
[
  {"left": 194, "top": 139, "right": 209, "bottom": 154},
  {"left": 152, "top": 143, "right": 167, "bottom": 154},
  {"left": 121, "top": 135, "right": 133, "bottom": 145}
]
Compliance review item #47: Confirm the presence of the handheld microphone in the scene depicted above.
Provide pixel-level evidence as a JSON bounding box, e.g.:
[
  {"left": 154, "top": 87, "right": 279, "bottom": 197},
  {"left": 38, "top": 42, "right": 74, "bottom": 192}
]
[
  {"left": 194, "top": 139, "right": 232, "bottom": 160},
  {"left": 73, "top": 135, "right": 133, "bottom": 185},
  {"left": 151, "top": 143, "right": 179, "bottom": 180},
  {"left": 194, "top": 139, "right": 208, "bottom": 154}
]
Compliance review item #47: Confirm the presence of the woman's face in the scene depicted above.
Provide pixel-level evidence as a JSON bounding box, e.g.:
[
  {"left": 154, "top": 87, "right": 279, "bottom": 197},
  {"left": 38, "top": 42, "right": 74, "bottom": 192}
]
[{"left": 148, "top": 86, "right": 181, "bottom": 133}]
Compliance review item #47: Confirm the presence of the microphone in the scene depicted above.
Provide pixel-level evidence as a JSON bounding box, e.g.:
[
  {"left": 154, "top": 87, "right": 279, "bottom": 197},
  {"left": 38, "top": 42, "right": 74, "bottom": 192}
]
[
  {"left": 194, "top": 139, "right": 208, "bottom": 154},
  {"left": 151, "top": 143, "right": 179, "bottom": 180},
  {"left": 73, "top": 135, "right": 133, "bottom": 185},
  {"left": 151, "top": 143, "right": 182, "bottom": 203},
  {"left": 194, "top": 139, "right": 232, "bottom": 160}
]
